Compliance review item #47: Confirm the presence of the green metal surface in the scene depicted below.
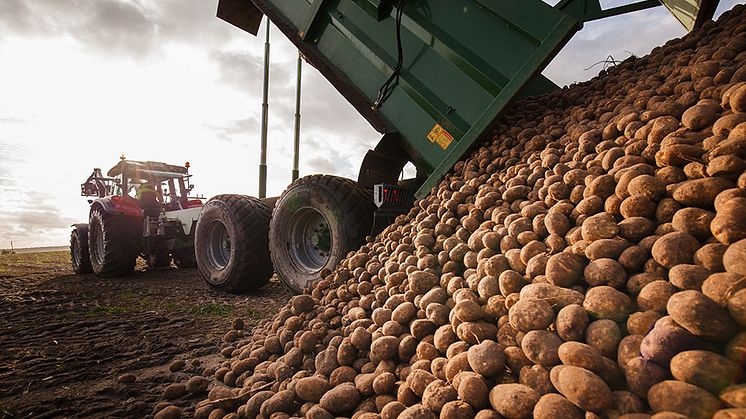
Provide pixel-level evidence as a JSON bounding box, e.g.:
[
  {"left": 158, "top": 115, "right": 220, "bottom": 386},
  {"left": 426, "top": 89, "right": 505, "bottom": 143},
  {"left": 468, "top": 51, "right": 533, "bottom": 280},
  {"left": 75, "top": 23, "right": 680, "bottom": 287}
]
[{"left": 242, "top": 0, "right": 581, "bottom": 197}]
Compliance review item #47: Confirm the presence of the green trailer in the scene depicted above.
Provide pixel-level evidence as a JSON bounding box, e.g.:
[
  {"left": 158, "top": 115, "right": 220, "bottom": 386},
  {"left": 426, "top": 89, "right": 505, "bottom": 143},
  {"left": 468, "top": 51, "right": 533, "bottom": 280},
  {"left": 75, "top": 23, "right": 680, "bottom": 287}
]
[{"left": 195, "top": 0, "right": 720, "bottom": 293}]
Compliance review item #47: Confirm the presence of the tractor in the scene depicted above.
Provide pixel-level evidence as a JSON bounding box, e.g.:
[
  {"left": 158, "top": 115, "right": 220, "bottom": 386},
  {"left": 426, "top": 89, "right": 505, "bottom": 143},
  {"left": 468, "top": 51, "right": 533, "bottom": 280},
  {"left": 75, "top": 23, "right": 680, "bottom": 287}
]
[{"left": 70, "top": 158, "right": 203, "bottom": 276}]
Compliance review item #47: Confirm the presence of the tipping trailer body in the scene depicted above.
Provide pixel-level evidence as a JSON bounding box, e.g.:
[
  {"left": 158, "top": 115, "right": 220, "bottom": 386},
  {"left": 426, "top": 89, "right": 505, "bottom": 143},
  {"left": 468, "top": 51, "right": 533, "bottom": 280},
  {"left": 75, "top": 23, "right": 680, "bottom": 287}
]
[{"left": 217, "top": 0, "right": 719, "bottom": 198}]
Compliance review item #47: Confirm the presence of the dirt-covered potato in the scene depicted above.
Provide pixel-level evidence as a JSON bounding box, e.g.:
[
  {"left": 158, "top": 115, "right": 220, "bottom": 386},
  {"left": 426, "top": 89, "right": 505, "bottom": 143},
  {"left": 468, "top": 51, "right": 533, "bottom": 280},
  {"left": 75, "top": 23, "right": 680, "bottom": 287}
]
[
  {"left": 488, "top": 383, "right": 539, "bottom": 419},
  {"left": 558, "top": 341, "right": 604, "bottom": 373},
  {"left": 467, "top": 340, "right": 506, "bottom": 377},
  {"left": 458, "top": 374, "right": 490, "bottom": 409},
  {"left": 509, "top": 298, "right": 554, "bottom": 332},
  {"left": 711, "top": 197, "right": 746, "bottom": 244},
  {"left": 651, "top": 232, "right": 700, "bottom": 268},
  {"left": 648, "top": 380, "right": 721, "bottom": 419},
  {"left": 422, "top": 379, "right": 457, "bottom": 414},
  {"left": 521, "top": 330, "right": 562, "bottom": 367},
  {"left": 624, "top": 356, "right": 667, "bottom": 398},
  {"left": 640, "top": 316, "right": 702, "bottom": 366},
  {"left": 667, "top": 290, "right": 738, "bottom": 341},
  {"left": 296, "top": 376, "right": 332, "bottom": 402},
  {"left": 533, "top": 393, "right": 583, "bottom": 419},
  {"left": 723, "top": 239, "right": 746, "bottom": 276},
  {"left": 668, "top": 264, "right": 710, "bottom": 290},
  {"left": 555, "top": 304, "right": 589, "bottom": 342},
  {"left": 670, "top": 350, "right": 742, "bottom": 394},
  {"left": 583, "top": 286, "right": 633, "bottom": 322},
  {"left": 557, "top": 365, "right": 613, "bottom": 412}
]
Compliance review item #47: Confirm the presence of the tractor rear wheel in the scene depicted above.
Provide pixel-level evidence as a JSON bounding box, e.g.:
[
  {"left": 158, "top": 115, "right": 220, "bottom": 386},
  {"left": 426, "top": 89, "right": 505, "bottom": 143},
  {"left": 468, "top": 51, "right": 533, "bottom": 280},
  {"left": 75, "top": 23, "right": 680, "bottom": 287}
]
[
  {"left": 88, "top": 208, "right": 141, "bottom": 277},
  {"left": 70, "top": 226, "right": 93, "bottom": 274},
  {"left": 269, "top": 175, "right": 374, "bottom": 293},
  {"left": 194, "top": 194, "right": 273, "bottom": 293}
]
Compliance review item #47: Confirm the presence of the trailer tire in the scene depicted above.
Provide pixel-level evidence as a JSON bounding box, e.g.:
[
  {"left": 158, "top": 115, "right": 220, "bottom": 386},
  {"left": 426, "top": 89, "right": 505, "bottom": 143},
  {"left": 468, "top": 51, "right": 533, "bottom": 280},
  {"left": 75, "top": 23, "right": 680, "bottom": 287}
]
[
  {"left": 195, "top": 194, "right": 273, "bottom": 293},
  {"left": 270, "top": 175, "right": 374, "bottom": 293},
  {"left": 70, "top": 225, "right": 93, "bottom": 274},
  {"left": 88, "top": 208, "right": 140, "bottom": 277}
]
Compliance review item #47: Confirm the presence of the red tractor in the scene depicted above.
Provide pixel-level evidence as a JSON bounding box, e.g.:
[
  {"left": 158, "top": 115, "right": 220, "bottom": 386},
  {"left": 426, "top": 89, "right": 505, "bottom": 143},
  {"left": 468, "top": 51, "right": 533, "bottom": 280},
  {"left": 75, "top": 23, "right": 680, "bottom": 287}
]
[{"left": 71, "top": 158, "right": 203, "bottom": 276}]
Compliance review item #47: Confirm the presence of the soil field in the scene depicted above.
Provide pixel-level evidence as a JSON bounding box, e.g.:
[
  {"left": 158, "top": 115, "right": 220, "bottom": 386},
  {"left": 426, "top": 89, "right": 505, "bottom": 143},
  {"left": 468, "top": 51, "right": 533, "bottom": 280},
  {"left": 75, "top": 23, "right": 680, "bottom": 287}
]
[{"left": 0, "top": 251, "right": 290, "bottom": 418}]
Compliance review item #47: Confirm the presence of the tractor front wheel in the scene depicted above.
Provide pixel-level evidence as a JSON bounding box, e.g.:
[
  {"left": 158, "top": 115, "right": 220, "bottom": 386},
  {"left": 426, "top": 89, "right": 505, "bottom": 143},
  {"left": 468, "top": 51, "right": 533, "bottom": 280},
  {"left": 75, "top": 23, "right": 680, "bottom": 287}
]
[
  {"left": 194, "top": 194, "right": 273, "bottom": 293},
  {"left": 70, "top": 226, "right": 93, "bottom": 274},
  {"left": 88, "top": 208, "right": 140, "bottom": 277}
]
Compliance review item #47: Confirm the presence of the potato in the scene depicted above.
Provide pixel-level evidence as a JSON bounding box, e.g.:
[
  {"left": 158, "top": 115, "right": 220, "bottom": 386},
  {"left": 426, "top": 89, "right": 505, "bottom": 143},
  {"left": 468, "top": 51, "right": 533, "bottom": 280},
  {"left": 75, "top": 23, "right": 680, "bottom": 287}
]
[
  {"left": 671, "top": 207, "right": 714, "bottom": 239},
  {"left": 533, "top": 393, "right": 583, "bottom": 419},
  {"left": 556, "top": 304, "right": 589, "bottom": 342},
  {"left": 729, "top": 289, "right": 746, "bottom": 327},
  {"left": 624, "top": 357, "right": 667, "bottom": 398},
  {"left": 458, "top": 374, "right": 490, "bottom": 409},
  {"left": 422, "top": 379, "right": 457, "bottom": 413},
  {"left": 651, "top": 231, "right": 700, "bottom": 268},
  {"left": 406, "top": 369, "right": 436, "bottom": 397},
  {"left": 713, "top": 408, "right": 746, "bottom": 419},
  {"left": 640, "top": 316, "right": 702, "bottom": 366},
  {"left": 681, "top": 102, "right": 720, "bottom": 130},
  {"left": 667, "top": 290, "right": 739, "bottom": 341},
  {"left": 668, "top": 264, "right": 710, "bottom": 290},
  {"left": 454, "top": 300, "right": 485, "bottom": 322},
  {"left": 520, "top": 283, "right": 584, "bottom": 310},
  {"left": 521, "top": 330, "right": 562, "bottom": 367},
  {"left": 617, "top": 335, "right": 643, "bottom": 374},
  {"left": 618, "top": 217, "right": 656, "bottom": 242},
  {"left": 581, "top": 213, "right": 619, "bottom": 242},
  {"left": 585, "top": 238, "right": 630, "bottom": 260},
  {"left": 723, "top": 239, "right": 746, "bottom": 276},
  {"left": 670, "top": 350, "right": 743, "bottom": 394},
  {"left": 296, "top": 377, "right": 332, "bottom": 402},
  {"left": 584, "top": 286, "right": 633, "bottom": 322},
  {"left": 585, "top": 319, "right": 621, "bottom": 358},
  {"left": 489, "top": 383, "right": 539, "bottom": 419},
  {"left": 519, "top": 364, "right": 553, "bottom": 395},
  {"left": 445, "top": 352, "right": 472, "bottom": 383},
  {"left": 711, "top": 197, "right": 746, "bottom": 244},
  {"left": 467, "top": 340, "right": 505, "bottom": 377},
  {"left": 702, "top": 272, "right": 746, "bottom": 305},
  {"left": 720, "top": 384, "right": 746, "bottom": 408},
  {"left": 558, "top": 341, "right": 604, "bottom": 373},
  {"left": 441, "top": 400, "right": 475, "bottom": 419},
  {"left": 557, "top": 366, "right": 613, "bottom": 412},
  {"left": 637, "top": 281, "right": 676, "bottom": 313},
  {"left": 409, "top": 271, "right": 439, "bottom": 294},
  {"left": 370, "top": 336, "right": 399, "bottom": 363},
  {"left": 457, "top": 321, "right": 499, "bottom": 345},
  {"left": 397, "top": 404, "right": 437, "bottom": 419},
  {"left": 509, "top": 298, "right": 554, "bottom": 332},
  {"left": 260, "top": 390, "right": 297, "bottom": 417},
  {"left": 545, "top": 253, "right": 586, "bottom": 287},
  {"left": 648, "top": 380, "right": 721, "bottom": 419},
  {"left": 627, "top": 310, "right": 661, "bottom": 336},
  {"left": 584, "top": 258, "right": 628, "bottom": 288},
  {"left": 672, "top": 177, "right": 734, "bottom": 208}
]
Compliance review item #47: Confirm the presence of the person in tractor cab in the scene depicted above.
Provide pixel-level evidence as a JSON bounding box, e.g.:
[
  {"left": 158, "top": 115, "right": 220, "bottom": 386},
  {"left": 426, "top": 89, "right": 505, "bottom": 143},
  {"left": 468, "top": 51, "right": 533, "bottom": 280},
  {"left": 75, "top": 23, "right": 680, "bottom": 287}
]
[{"left": 136, "top": 181, "right": 162, "bottom": 216}]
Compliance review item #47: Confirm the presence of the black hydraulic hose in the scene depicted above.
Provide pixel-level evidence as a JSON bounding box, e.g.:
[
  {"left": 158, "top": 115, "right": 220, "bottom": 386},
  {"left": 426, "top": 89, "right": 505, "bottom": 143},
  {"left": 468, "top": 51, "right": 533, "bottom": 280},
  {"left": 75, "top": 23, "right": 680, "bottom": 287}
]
[{"left": 373, "top": 0, "right": 406, "bottom": 111}]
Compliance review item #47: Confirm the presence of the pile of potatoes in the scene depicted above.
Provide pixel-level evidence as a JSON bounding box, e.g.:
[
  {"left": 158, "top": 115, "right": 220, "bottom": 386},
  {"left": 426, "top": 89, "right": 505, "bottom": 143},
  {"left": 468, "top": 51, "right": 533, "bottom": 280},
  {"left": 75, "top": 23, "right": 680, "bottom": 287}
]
[{"left": 190, "top": 5, "right": 746, "bottom": 419}]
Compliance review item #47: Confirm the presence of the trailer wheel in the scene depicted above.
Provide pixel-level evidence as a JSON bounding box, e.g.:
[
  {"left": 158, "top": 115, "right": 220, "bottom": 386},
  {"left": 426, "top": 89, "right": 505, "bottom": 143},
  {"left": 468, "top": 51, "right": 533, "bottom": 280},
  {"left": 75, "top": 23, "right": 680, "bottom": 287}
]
[
  {"left": 70, "top": 226, "right": 93, "bottom": 274},
  {"left": 194, "top": 194, "right": 273, "bottom": 293},
  {"left": 270, "top": 175, "right": 374, "bottom": 293},
  {"left": 88, "top": 208, "right": 140, "bottom": 277}
]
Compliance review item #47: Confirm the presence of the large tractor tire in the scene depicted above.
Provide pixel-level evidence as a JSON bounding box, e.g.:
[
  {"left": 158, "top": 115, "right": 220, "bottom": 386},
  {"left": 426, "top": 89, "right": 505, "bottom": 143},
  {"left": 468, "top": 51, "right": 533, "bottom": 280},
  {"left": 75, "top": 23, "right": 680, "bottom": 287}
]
[
  {"left": 70, "top": 225, "right": 93, "bottom": 274},
  {"left": 269, "top": 175, "right": 375, "bottom": 293},
  {"left": 194, "top": 194, "right": 273, "bottom": 293},
  {"left": 88, "top": 208, "right": 141, "bottom": 277}
]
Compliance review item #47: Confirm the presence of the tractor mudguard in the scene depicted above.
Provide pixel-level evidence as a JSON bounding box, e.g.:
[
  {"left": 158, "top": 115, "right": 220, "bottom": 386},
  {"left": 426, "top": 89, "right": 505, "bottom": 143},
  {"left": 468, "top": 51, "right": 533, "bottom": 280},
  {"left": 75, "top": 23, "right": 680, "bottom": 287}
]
[{"left": 91, "top": 196, "right": 143, "bottom": 217}]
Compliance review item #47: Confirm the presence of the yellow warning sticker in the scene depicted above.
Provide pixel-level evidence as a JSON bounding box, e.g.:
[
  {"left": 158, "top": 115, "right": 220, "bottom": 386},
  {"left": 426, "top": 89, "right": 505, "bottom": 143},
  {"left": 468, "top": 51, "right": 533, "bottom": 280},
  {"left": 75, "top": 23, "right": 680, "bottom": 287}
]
[{"left": 427, "top": 123, "right": 454, "bottom": 150}]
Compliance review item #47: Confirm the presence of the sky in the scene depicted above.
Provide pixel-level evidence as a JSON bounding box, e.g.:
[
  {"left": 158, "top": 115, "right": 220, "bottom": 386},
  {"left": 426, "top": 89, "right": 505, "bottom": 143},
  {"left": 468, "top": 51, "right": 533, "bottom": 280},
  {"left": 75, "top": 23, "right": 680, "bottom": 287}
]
[{"left": 0, "top": 0, "right": 742, "bottom": 248}]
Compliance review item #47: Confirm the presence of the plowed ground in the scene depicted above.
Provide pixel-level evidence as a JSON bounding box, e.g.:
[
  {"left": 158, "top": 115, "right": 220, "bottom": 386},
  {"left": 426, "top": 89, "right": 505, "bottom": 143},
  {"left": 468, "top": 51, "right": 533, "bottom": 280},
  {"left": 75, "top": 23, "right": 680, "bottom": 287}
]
[{"left": 0, "top": 251, "right": 289, "bottom": 418}]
